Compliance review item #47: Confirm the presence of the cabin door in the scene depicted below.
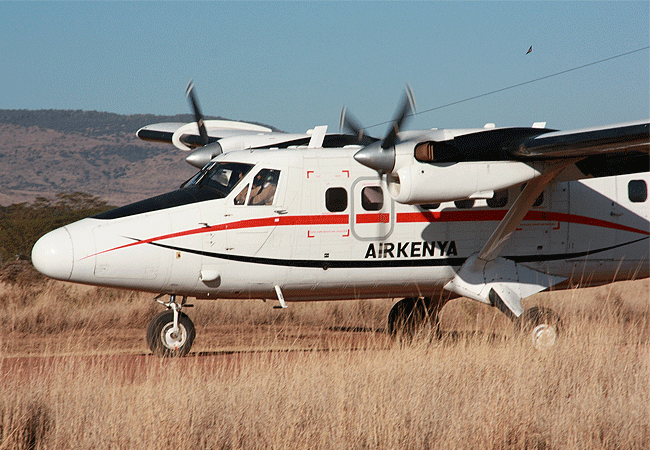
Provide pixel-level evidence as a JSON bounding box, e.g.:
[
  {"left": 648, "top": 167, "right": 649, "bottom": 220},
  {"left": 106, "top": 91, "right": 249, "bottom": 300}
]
[{"left": 351, "top": 177, "right": 394, "bottom": 241}]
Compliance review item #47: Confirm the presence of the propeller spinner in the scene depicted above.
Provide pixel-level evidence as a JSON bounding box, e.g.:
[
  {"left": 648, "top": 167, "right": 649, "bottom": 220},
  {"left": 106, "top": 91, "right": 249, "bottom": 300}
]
[{"left": 353, "top": 84, "right": 416, "bottom": 174}]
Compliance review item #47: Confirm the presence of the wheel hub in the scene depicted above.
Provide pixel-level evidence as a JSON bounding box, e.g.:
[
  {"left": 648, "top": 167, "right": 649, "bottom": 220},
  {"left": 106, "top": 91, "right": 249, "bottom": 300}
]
[
  {"left": 531, "top": 324, "right": 557, "bottom": 349},
  {"left": 161, "top": 323, "right": 187, "bottom": 349}
]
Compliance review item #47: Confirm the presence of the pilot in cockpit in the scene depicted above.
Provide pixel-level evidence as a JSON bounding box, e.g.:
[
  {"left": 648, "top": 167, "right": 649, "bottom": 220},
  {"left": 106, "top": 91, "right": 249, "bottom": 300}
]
[{"left": 249, "top": 169, "right": 280, "bottom": 206}]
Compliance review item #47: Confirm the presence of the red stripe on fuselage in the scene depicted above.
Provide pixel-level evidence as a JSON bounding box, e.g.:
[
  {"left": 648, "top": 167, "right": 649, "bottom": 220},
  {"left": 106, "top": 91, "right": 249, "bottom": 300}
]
[
  {"left": 82, "top": 209, "right": 649, "bottom": 261},
  {"left": 397, "top": 210, "right": 507, "bottom": 223},
  {"left": 81, "top": 214, "right": 349, "bottom": 260},
  {"left": 396, "top": 210, "right": 650, "bottom": 236},
  {"left": 356, "top": 213, "right": 391, "bottom": 224}
]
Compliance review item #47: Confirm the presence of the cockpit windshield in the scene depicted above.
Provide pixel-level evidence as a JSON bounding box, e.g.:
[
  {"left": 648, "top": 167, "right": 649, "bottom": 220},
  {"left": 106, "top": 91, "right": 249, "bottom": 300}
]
[{"left": 182, "top": 161, "right": 254, "bottom": 197}]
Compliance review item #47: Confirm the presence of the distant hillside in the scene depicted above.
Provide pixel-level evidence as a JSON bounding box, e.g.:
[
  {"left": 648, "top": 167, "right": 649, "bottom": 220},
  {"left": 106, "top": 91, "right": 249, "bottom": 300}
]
[
  {"left": 0, "top": 109, "right": 276, "bottom": 206},
  {"left": 0, "top": 110, "right": 198, "bottom": 138}
]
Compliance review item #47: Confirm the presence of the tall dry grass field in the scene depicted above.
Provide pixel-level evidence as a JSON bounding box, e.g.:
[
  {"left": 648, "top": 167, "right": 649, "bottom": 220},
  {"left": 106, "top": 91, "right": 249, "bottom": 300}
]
[{"left": 1, "top": 268, "right": 648, "bottom": 449}]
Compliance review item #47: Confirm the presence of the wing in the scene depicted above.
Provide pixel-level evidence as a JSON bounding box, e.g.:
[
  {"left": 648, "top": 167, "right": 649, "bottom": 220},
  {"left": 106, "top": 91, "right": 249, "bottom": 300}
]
[
  {"left": 137, "top": 120, "right": 274, "bottom": 151},
  {"left": 511, "top": 120, "right": 649, "bottom": 159},
  {"left": 407, "top": 120, "right": 649, "bottom": 177},
  {"left": 512, "top": 120, "right": 649, "bottom": 179},
  {"left": 135, "top": 122, "right": 187, "bottom": 144}
]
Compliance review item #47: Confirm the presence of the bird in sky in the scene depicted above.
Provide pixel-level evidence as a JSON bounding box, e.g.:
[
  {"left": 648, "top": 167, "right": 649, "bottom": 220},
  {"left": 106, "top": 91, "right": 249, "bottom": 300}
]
[{"left": 526, "top": 46, "right": 533, "bottom": 55}]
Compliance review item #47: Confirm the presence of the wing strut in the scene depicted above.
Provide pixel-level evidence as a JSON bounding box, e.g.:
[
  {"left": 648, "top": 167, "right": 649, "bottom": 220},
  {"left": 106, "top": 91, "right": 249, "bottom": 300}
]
[
  {"left": 478, "top": 161, "right": 573, "bottom": 262},
  {"left": 444, "top": 160, "right": 575, "bottom": 317}
]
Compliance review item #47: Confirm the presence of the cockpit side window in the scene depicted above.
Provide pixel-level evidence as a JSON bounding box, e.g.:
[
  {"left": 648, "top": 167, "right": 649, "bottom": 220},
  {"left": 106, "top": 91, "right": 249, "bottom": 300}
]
[
  {"left": 183, "top": 162, "right": 254, "bottom": 198},
  {"left": 248, "top": 169, "right": 281, "bottom": 206},
  {"left": 234, "top": 184, "right": 249, "bottom": 205},
  {"left": 96, "top": 161, "right": 254, "bottom": 220}
]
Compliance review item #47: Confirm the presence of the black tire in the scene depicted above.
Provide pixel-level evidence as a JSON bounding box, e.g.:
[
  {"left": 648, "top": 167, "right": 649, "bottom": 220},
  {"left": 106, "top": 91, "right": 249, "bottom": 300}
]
[
  {"left": 146, "top": 310, "right": 196, "bottom": 357},
  {"left": 515, "top": 306, "right": 561, "bottom": 349},
  {"left": 387, "top": 297, "right": 439, "bottom": 339}
]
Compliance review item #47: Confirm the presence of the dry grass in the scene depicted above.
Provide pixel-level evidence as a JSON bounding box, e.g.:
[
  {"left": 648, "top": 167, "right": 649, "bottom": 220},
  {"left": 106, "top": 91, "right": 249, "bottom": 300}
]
[{"left": 0, "top": 273, "right": 648, "bottom": 449}]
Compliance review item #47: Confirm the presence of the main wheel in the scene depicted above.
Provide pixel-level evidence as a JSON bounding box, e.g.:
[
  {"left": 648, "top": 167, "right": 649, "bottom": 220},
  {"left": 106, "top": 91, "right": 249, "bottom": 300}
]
[
  {"left": 146, "top": 310, "right": 196, "bottom": 357},
  {"left": 387, "top": 297, "right": 439, "bottom": 339},
  {"left": 515, "top": 306, "right": 561, "bottom": 349}
]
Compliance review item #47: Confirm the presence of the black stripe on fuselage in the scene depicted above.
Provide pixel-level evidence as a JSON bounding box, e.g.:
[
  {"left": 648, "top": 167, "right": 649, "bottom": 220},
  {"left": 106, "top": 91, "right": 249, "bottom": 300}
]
[
  {"left": 146, "top": 237, "right": 647, "bottom": 269},
  {"left": 149, "top": 242, "right": 466, "bottom": 268},
  {"left": 507, "top": 236, "right": 649, "bottom": 263}
]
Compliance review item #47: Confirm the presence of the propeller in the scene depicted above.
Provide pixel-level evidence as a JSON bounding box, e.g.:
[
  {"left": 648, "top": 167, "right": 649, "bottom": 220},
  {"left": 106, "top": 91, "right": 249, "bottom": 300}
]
[
  {"left": 184, "top": 80, "right": 224, "bottom": 167},
  {"left": 381, "top": 83, "right": 416, "bottom": 149},
  {"left": 186, "top": 80, "right": 209, "bottom": 146},
  {"left": 353, "top": 84, "right": 416, "bottom": 174},
  {"left": 339, "top": 106, "right": 366, "bottom": 144}
]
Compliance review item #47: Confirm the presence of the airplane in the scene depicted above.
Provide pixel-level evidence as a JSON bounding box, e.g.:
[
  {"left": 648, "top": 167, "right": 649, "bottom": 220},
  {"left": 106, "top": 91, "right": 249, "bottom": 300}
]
[{"left": 31, "top": 81, "right": 649, "bottom": 356}]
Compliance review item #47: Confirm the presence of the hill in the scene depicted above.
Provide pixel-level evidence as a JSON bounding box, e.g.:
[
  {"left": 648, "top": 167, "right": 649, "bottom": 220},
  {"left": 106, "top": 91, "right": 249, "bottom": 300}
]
[{"left": 0, "top": 109, "right": 276, "bottom": 206}]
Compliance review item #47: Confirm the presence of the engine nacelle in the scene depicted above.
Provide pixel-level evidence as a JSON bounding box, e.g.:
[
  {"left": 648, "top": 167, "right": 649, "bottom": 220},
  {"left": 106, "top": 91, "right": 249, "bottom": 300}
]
[
  {"left": 172, "top": 120, "right": 273, "bottom": 151},
  {"left": 386, "top": 160, "right": 543, "bottom": 204},
  {"left": 184, "top": 132, "right": 310, "bottom": 168}
]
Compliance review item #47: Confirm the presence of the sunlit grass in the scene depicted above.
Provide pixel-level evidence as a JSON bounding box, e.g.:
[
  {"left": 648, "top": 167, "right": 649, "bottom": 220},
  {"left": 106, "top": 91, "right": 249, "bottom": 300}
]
[{"left": 1, "top": 274, "right": 648, "bottom": 449}]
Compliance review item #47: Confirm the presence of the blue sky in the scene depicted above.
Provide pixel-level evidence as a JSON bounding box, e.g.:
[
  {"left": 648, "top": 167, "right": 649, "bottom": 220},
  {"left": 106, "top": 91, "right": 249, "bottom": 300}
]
[{"left": 1, "top": 1, "right": 648, "bottom": 134}]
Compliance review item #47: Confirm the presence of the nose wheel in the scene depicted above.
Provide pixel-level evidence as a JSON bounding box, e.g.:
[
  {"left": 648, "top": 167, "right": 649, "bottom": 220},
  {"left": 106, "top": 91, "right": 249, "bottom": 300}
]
[{"left": 146, "top": 295, "right": 196, "bottom": 357}]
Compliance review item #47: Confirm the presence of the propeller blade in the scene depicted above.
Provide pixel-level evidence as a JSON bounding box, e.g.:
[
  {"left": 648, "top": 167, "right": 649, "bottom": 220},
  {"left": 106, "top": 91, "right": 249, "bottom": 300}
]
[
  {"left": 381, "top": 84, "right": 416, "bottom": 149},
  {"left": 339, "top": 106, "right": 365, "bottom": 143},
  {"left": 186, "top": 80, "right": 209, "bottom": 146},
  {"left": 354, "top": 84, "right": 416, "bottom": 174}
]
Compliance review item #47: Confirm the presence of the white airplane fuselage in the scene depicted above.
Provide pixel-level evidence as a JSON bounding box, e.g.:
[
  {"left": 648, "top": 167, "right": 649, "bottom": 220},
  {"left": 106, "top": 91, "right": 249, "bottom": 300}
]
[{"left": 33, "top": 147, "right": 649, "bottom": 303}]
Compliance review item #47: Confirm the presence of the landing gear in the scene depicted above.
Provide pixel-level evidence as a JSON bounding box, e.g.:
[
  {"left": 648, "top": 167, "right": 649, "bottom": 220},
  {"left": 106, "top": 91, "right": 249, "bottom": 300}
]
[
  {"left": 515, "top": 306, "right": 561, "bottom": 349},
  {"left": 487, "top": 285, "right": 562, "bottom": 349},
  {"left": 387, "top": 297, "right": 444, "bottom": 339},
  {"left": 147, "top": 295, "right": 196, "bottom": 357}
]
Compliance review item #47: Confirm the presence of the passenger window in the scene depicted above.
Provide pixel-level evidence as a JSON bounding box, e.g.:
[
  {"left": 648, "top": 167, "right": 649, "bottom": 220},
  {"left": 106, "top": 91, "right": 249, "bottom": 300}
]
[
  {"left": 248, "top": 169, "right": 280, "bottom": 206},
  {"left": 628, "top": 180, "right": 647, "bottom": 202},
  {"left": 454, "top": 199, "right": 475, "bottom": 209},
  {"left": 234, "top": 184, "right": 249, "bottom": 205},
  {"left": 487, "top": 189, "right": 508, "bottom": 208},
  {"left": 362, "top": 186, "right": 384, "bottom": 211},
  {"left": 325, "top": 187, "right": 348, "bottom": 212},
  {"left": 420, "top": 203, "right": 440, "bottom": 210}
]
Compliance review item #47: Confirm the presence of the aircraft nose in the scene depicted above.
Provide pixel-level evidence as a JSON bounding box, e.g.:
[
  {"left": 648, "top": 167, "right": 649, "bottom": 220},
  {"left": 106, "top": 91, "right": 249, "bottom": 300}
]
[{"left": 31, "top": 227, "right": 74, "bottom": 281}]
